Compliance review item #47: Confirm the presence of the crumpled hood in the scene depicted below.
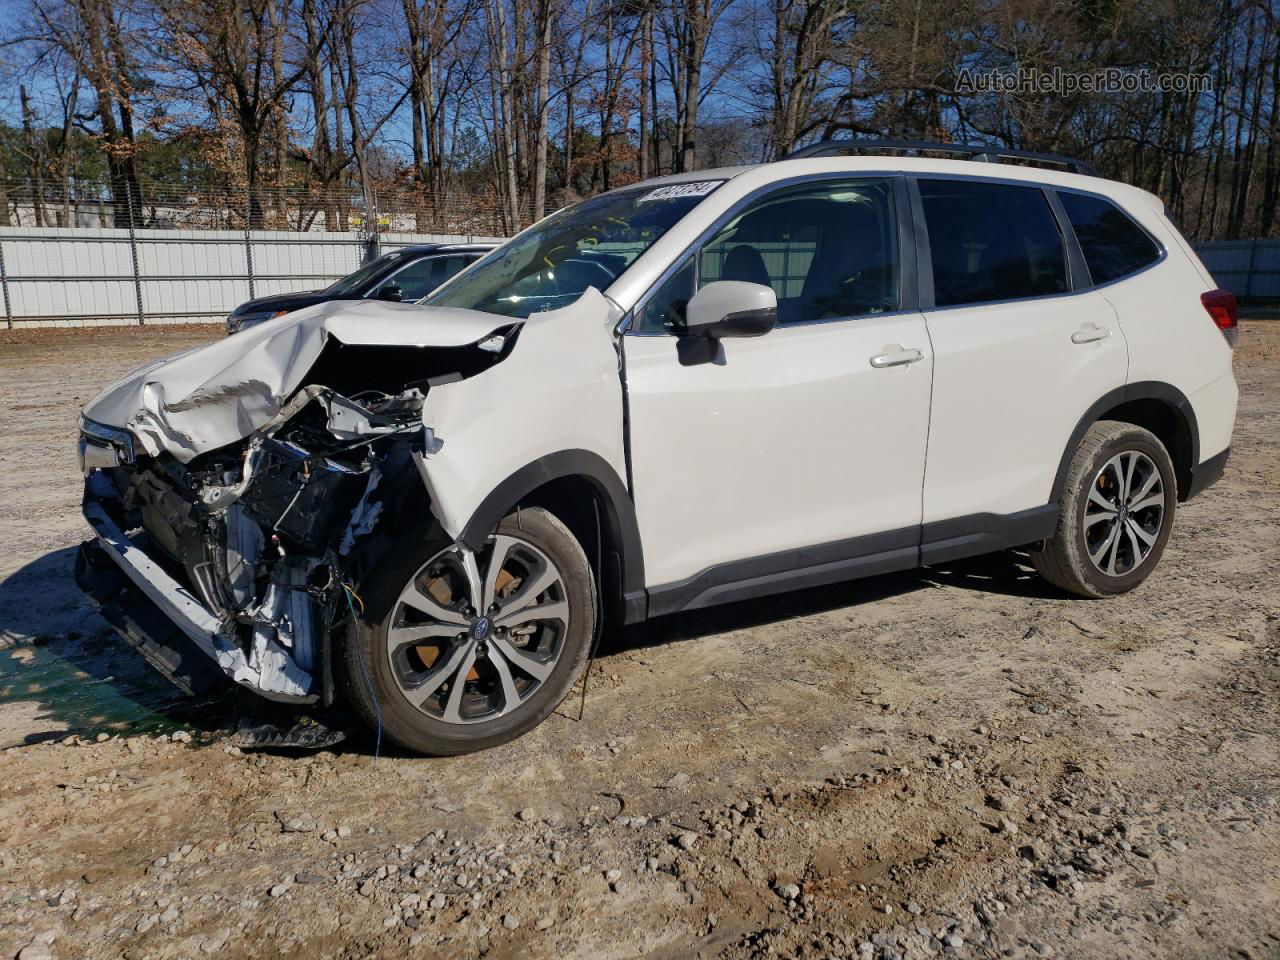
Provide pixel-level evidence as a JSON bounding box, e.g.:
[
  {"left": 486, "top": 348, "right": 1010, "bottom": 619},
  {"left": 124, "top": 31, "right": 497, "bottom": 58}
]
[{"left": 82, "top": 298, "right": 516, "bottom": 463}]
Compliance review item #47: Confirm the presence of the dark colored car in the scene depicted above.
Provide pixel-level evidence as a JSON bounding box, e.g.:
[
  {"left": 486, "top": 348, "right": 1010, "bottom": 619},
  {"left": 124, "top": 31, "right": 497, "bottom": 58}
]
[{"left": 224, "top": 242, "right": 495, "bottom": 334}]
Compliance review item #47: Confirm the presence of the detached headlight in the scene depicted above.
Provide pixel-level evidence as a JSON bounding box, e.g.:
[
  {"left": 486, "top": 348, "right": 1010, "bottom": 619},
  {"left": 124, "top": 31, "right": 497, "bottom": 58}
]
[
  {"left": 78, "top": 415, "right": 136, "bottom": 475},
  {"left": 226, "top": 309, "right": 288, "bottom": 335}
]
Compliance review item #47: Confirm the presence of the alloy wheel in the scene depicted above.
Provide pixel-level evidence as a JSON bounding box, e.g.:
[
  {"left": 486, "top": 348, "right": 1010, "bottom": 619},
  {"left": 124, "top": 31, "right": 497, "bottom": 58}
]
[
  {"left": 1082, "top": 449, "right": 1165, "bottom": 577},
  {"left": 386, "top": 535, "right": 570, "bottom": 724}
]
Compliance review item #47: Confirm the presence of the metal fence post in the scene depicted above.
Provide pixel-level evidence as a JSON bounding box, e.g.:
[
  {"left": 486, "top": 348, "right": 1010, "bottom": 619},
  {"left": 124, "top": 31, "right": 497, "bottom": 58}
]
[
  {"left": 126, "top": 180, "right": 145, "bottom": 325},
  {"left": 365, "top": 188, "right": 381, "bottom": 264},
  {"left": 244, "top": 188, "right": 256, "bottom": 300},
  {"left": 0, "top": 238, "right": 12, "bottom": 329}
]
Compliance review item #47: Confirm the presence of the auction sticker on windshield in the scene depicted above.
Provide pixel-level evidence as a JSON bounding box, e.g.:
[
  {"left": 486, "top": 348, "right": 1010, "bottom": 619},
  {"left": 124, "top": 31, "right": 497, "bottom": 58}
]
[{"left": 637, "top": 181, "right": 725, "bottom": 203}]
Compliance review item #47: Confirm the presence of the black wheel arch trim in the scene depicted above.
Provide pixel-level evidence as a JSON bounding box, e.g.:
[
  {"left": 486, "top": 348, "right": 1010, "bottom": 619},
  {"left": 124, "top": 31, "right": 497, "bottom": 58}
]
[
  {"left": 1052, "top": 381, "right": 1200, "bottom": 503},
  {"left": 456, "top": 449, "right": 646, "bottom": 611}
]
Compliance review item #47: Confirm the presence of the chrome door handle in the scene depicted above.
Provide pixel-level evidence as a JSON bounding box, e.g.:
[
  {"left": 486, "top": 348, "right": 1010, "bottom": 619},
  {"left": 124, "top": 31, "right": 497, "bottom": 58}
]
[
  {"left": 1071, "top": 324, "right": 1111, "bottom": 344},
  {"left": 870, "top": 346, "right": 924, "bottom": 368}
]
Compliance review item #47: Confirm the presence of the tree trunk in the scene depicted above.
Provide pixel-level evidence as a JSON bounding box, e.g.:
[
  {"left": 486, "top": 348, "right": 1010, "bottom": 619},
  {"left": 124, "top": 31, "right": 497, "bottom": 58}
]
[
  {"left": 0, "top": 148, "right": 10, "bottom": 227},
  {"left": 19, "top": 85, "right": 47, "bottom": 227},
  {"left": 268, "top": 0, "right": 289, "bottom": 227},
  {"left": 101, "top": 0, "right": 142, "bottom": 226},
  {"left": 490, "top": 0, "right": 521, "bottom": 230},
  {"left": 1260, "top": 23, "right": 1280, "bottom": 236},
  {"left": 599, "top": 3, "right": 614, "bottom": 189},
  {"left": 338, "top": 2, "right": 377, "bottom": 247},
  {"left": 303, "top": 0, "right": 338, "bottom": 230},
  {"left": 404, "top": 0, "right": 430, "bottom": 229},
  {"left": 639, "top": 5, "right": 651, "bottom": 179},
  {"left": 532, "top": 0, "right": 553, "bottom": 219},
  {"left": 679, "top": 1, "right": 704, "bottom": 173}
]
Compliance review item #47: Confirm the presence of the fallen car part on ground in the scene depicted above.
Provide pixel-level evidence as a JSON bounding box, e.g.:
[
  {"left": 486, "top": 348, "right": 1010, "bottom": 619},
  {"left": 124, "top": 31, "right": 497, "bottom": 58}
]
[{"left": 229, "top": 714, "right": 349, "bottom": 750}]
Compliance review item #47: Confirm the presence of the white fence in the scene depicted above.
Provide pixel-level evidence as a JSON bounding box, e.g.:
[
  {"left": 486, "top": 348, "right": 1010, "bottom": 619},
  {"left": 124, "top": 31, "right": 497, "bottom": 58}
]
[
  {"left": 1195, "top": 239, "right": 1280, "bottom": 303},
  {"left": 0, "top": 226, "right": 503, "bottom": 328},
  {"left": 3, "top": 226, "right": 1271, "bottom": 329}
]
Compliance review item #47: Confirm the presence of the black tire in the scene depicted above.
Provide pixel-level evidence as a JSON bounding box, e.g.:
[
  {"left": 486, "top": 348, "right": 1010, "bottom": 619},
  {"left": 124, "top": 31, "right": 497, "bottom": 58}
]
[
  {"left": 1031, "top": 420, "right": 1177, "bottom": 598},
  {"left": 340, "top": 506, "right": 596, "bottom": 756}
]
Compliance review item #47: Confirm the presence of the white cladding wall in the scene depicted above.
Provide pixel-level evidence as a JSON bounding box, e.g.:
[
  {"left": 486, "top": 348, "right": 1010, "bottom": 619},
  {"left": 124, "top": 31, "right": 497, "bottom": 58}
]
[{"left": 0, "top": 227, "right": 502, "bottom": 328}]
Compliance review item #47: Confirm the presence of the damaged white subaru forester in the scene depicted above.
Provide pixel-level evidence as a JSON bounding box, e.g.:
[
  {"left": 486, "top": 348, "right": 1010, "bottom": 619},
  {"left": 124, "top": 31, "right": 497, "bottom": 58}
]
[{"left": 76, "top": 142, "right": 1238, "bottom": 755}]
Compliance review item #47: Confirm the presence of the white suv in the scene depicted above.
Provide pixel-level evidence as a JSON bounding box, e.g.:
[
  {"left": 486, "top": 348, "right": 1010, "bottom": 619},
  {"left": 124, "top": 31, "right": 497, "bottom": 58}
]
[{"left": 76, "top": 142, "right": 1238, "bottom": 755}]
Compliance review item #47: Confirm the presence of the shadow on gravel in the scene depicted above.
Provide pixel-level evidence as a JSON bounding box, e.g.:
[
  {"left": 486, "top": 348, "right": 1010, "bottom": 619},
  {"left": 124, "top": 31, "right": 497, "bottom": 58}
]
[
  {"left": 607, "top": 550, "right": 1066, "bottom": 657},
  {"left": 921, "top": 550, "right": 1070, "bottom": 600},
  {"left": 609, "top": 570, "right": 925, "bottom": 656},
  {"left": 0, "top": 543, "right": 1067, "bottom": 752},
  {"left": 0, "top": 546, "right": 227, "bottom": 745}
]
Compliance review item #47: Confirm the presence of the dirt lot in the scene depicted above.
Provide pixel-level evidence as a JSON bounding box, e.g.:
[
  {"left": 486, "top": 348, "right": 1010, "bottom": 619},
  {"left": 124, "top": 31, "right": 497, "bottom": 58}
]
[{"left": 1, "top": 321, "right": 1277, "bottom": 960}]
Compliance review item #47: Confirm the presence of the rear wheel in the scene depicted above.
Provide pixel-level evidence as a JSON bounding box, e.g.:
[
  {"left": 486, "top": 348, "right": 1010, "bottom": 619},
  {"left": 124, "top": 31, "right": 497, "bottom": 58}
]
[
  {"left": 342, "top": 507, "right": 596, "bottom": 755},
  {"left": 1031, "top": 421, "right": 1177, "bottom": 598}
]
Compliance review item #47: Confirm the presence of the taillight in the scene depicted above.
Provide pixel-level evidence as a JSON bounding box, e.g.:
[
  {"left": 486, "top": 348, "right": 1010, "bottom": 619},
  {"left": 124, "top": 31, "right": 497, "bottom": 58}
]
[{"left": 1201, "top": 288, "right": 1238, "bottom": 347}]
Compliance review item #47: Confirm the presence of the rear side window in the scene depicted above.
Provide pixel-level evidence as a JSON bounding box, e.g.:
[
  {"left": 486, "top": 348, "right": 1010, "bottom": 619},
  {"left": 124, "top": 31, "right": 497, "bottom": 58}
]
[
  {"left": 1058, "top": 192, "right": 1160, "bottom": 285},
  {"left": 919, "top": 179, "right": 1068, "bottom": 307}
]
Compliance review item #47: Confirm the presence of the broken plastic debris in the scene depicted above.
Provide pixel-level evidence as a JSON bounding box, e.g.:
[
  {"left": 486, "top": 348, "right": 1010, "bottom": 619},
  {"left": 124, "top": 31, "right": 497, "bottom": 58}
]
[{"left": 231, "top": 715, "right": 348, "bottom": 750}]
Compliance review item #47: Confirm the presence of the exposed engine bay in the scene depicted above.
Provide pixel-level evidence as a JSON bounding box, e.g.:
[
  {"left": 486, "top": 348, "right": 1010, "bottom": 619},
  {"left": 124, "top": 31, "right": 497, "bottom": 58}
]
[
  {"left": 75, "top": 289, "right": 628, "bottom": 708},
  {"left": 80, "top": 331, "right": 514, "bottom": 702}
]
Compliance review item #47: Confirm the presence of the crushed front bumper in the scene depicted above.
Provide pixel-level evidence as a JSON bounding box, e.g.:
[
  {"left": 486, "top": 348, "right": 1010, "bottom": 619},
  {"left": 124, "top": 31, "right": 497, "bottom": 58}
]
[{"left": 77, "top": 475, "right": 320, "bottom": 705}]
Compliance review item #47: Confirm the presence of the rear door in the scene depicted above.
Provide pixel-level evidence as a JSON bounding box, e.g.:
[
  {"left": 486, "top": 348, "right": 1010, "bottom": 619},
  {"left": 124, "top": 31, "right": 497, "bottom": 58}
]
[
  {"left": 914, "top": 177, "right": 1126, "bottom": 553},
  {"left": 623, "top": 177, "right": 934, "bottom": 596}
]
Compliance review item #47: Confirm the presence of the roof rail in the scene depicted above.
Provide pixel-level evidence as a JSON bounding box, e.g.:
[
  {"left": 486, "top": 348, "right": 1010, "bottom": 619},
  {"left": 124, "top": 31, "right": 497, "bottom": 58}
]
[{"left": 783, "top": 138, "right": 1099, "bottom": 177}]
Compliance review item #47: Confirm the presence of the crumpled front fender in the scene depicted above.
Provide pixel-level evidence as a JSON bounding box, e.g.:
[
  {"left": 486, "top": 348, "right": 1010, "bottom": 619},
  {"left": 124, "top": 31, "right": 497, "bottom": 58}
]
[{"left": 415, "top": 288, "right": 627, "bottom": 540}]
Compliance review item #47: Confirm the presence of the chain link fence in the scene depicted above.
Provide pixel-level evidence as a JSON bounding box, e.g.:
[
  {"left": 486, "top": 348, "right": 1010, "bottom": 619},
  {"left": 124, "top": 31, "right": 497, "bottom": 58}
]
[
  {"left": 0, "top": 178, "right": 515, "bottom": 327},
  {"left": 0, "top": 177, "right": 534, "bottom": 236}
]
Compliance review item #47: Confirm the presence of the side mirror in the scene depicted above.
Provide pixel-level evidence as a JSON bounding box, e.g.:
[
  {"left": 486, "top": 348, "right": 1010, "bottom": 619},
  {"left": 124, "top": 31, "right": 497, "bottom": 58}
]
[
  {"left": 684, "top": 281, "right": 777, "bottom": 339},
  {"left": 377, "top": 283, "right": 403, "bottom": 302}
]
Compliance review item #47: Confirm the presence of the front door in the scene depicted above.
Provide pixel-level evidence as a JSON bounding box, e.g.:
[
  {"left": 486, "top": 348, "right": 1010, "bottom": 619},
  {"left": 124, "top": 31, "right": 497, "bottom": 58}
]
[{"left": 622, "top": 177, "right": 934, "bottom": 603}]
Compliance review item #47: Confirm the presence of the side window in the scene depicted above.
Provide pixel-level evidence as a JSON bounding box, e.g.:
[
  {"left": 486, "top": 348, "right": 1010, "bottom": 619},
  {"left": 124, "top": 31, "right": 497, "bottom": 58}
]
[
  {"left": 632, "top": 178, "right": 899, "bottom": 333},
  {"left": 433, "top": 255, "right": 475, "bottom": 285},
  {"left": 919, "top": 179, "right": 1068, "bottom": 307},
  {"left": 634, "top": 260, "right": 694, "bottom": 333},
  {"left": 1058, "top": 192, "right": 1160, "bottom": 285},
  {"left": 373, "top": 257, "right": 438, "bottom": 300}
]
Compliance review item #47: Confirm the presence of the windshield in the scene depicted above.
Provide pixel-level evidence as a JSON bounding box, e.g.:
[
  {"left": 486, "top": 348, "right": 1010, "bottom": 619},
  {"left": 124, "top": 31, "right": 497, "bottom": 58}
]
[
  {"left": 325, "top": 252, "right": 403, "bottom": 294},
  {"left": 423, "top": 181, "right": 724, "bottom": 318}
]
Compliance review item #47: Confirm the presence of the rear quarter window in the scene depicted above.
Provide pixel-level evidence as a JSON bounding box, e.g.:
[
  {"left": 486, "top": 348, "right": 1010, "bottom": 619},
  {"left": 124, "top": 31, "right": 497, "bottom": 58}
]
[{"left": 1058, "top": 192, "right": 1161, "bottom": 285}]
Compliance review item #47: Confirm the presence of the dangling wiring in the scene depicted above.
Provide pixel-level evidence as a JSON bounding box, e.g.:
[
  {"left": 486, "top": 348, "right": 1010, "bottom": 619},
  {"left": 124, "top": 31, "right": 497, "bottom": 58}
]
[{"left": 342, "top": 582, "right": 382, "bottom": 760}]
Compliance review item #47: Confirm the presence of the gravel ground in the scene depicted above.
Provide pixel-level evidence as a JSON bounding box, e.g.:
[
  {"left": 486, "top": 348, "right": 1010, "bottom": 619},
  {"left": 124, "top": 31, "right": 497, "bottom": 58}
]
[{"left": 0, "top": 320, "right": 1277, "bottom": 960}]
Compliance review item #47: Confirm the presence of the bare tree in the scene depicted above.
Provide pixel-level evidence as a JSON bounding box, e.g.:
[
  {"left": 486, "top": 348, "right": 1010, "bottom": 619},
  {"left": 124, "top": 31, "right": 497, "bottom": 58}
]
[
  {"left": 157, "top": 0, "right": 326, "bottom": 226},
  {"left": 404, "top": 0, "right": 481, "bottom": 225},
  {"left": 754, "top": 0, "right": 846, "bottom": 156},
  {"left": 24, "top": 0, "right": 143, "bottom": 225},
  {"left": 1, "top": 0, "right": 1277, "bottom": 241},
  {"left": 531, "top": 0, "right": 553, "bottom": 217}
]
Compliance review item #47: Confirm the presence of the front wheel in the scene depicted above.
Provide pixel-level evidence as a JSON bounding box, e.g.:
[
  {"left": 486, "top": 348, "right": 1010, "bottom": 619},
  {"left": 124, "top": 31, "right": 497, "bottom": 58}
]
[
  {"left": 342, "top": 506, "right": 596, "bottom": 755},
  {"left": 1031, "top": 421, "right": 1177, "bottom": 598}
]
